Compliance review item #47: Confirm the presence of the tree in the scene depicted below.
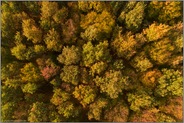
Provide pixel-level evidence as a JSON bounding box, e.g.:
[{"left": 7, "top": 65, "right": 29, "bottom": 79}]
[
  {"left": 111, "top": 31, "right": 137, "bottom": 60},
  {"left": 1, "top": 2, "right": 22, "bottom": 42},
  {"left": 50, "top": 88, "right": 78, "bottom": 118},
  {"left": 155, "top": 69, "right": 183, "bottom": 97},
  {"left": 21, "top": 83, "right": 40, "bottom": 94},
  {"left": 130, "top": 52, "right": 153, "bottom": 72},
  {"left": 140, "top": 69, "right": 161, "bottom": 88},
  {"left": 57, "top": 45, "right": 81, "bottom": 65},
  {"left": 156, "top": 112, "right": 176, "bottom": 122},
  {"left": 159, "top": 97, "right": 182, "bottom": 122},
  {"left": 147, "top": 1, "right": 182, "bottom": 25},
  {"left": 80, "top": 10, "right": 115, "bottom": 41},
  {"left": 1, "top": 102, "right": 16, "bottom": 122},
  {"left": 40, "top": 1, "right": 59, "bottom": 30},
  {"left": 143, "top": 22, "right": 170, "bottom": 42},
  {"left": 89, "top": 61, "right": 107, "bottom": 76},
  {"left": 53, "top": 7, "right": 68, "bottom": 24},
  {"left": 34, "top": 45, "right": 46, "bottom": 55},
  {"left": 2, "top": 61, "right": 22, "bottom": 81},
  {"left": 146, "top": 37, "right": 174, "bottom": 65},
  {"left": 62, "top": 19, "right": 79, "bottom": 44},
  {"left": 78, "top": 1, "right": 105, "bottom": 13},
  {"left": 82, "top": 41, "right": 96, "bottom": 67},
  {"left": 41, "top": 66, "right": 60, "bottom": 81},
  {"left": 1, "top": 85, "right": 24, "bottom": 121},
  {"left": 125, "top": 2, "right": 145, "bottom": 32},
  {"left": 94, "top": 70, "right": 129, "bottom": 99},
  {"left": 82, "top": 41, "right": 111, "bottom": 67},
  {"left": 50, "top": 76, "right": 62, "bottom": 87},
  {"left": 79, "top": 67, "right": 92, "bottom": 84},
  {"left": 73, "top": 85, "right": 97, "bottom": 107},
  {"left": 22, "top": 18, "right": 42, "bottom": 44},
  {"left": 11, "top": 44, "right": 36, "bottom": 60},
  {"left": 23, "top": 1, "right": 41, "bottom": 17},
  {"left": 88, "top": 98, "right": 108, "bottom": 121},
  {"left": 111, "top": 59, "right": 124, "bottom": 71},
  {"left": 20, "top": 63, "right": 43, "bottom": 83},
  {"left": 110, "top": 1, "right": 127, "bottom": 16},
  {"left": 129, "top": 108, "right": 159, "bottom": 122},
  {"left": 28, "top": 102, "right": 49, "bottom": 122},
  {"left": 1, "top": 1, "right": 183, "bottom": 122},
  {"left": 60, "top": 65, "right": 79, "bottom": 85},
  {"left": 127, "top": 89, "right": 154, "bottom": 112},
  {"left": 2, "top": 61, "right": 24, "bottom": 88},
  {"left": 44, "top": 28, "right": 62, "bottom": 52},
  {"left": 104, "top": 100, "right": 129, "bottom": 122}
]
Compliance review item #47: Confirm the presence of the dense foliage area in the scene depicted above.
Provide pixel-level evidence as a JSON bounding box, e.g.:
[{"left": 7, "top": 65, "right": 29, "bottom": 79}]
[{"left": 1, "top": 1, "right": 183, "bottom": 122}]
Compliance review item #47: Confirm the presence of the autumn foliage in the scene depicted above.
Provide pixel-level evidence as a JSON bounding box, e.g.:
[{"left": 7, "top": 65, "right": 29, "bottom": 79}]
[{"left": 1, "top": 1, "right": 183, "bottom": 122}]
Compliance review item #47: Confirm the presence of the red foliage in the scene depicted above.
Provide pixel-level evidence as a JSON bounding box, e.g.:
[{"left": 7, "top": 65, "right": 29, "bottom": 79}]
[{"left": 41, "top": 66, "right": 59, "bottom": 80}]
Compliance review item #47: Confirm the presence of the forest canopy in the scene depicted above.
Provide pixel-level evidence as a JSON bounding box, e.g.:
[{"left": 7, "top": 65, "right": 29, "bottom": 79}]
[{"left": 1, "top": 1, "right": 183, "bottom": 122}]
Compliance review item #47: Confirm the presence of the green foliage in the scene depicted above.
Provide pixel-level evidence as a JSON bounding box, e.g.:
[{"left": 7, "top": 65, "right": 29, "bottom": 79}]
[
  {"left": 94, "top": 70, "right": 128, "bottom": 99},
  {"left": 2, "top": 3, "right": 22, "bottom": 41},
  {"left": 82, "top": 41, "right": 111, "bottom": 67},
  {"left": 44, "top": 28, "right": 62, "bottom": 52},
  {"left": 148, "top": 1, "right": 182, "bottom": 25},
  {"left": 34, "top": 45, "right": 46, "bottom": 54},
  {"left": 125, "top": 2, "right": 145, "bottom": 32},
  {"left": 1, "top": 85, "right": 23, "bottom": 121},
  {"left": 51, "top": 88, "right": 70, "bottom": 106},
  {"left": 40, "top": 1, "right": 58, "bottom": 30},
  {"left": 110, "top": 1, "right": 127, "bottom": 16},
  {"left": 168, "top": 22, "right": 183, "bottom": 53},
  {"left": 127, "top": 89, "right": 154, "bottom": 112},
  {"left": 23, "top": 1, "right": 41, "bottom": 16},
  {"left": 155, "top": 69, "right": 183, "bottom": 97},
  {"left": 1, "top": 46, "right": 14, "bottom": 66},
  {"left": 50, "top": 76, "right": 61, "bottom": 87},
  {"left": 1, "top": 102, "right": 16, "bottom": 122},
  {"left": 22, "top": 19, "right": 42, "bottom": 44},
  {"left": 73, "top": 85, "right": 97, "bottom": 107},
  {"left": 88, "top": 98, "right": 108, "bottom": 120},
  {"left": 82, "top": 41, "right": 96, "bottom": 66},
  {"left": 80, "top": 11, "right": 115, "bottom": 41},
  {"left": 28, "top": 102, "right": 49, "bottom": 122},
  {"left": 1, "top": 1, "right": 183, "bottom": 122},
  {"left": 90, "top": 61, "right": 107, "bottom": 76},
  {"left": 79, "top": 68, "right": 91, "bottom": 84},
  {"left": 156, "top": 112, "right": 176, "bottom": 122},
  {"left": 50, "top": 88, "right": 78, "bottom": 118},
  {"left": 11, "top": 44, "right": 36, "bottom": 60},
  {"left": 57, "top": 46, "right": 81, "bottom": 65},
  {"left": 21, "top": 83, "right": 39, "bottom": 94},
  {"left": 2, "top": 85, "right": 23, "bottom": 105},
  {"left": 147, "top": 38, "right": 174, "bottom": 65},
  {"left": 53, "top": 7, "right": 68, "bottom": 24},
  {"left": 131, "top": 52, "right": 153, "bottom": 72},
  {"left": 112, "top": 59, "right": 124, "bottom": 70},
  {"left": 78, "top": 1, "right": 105, "bottom": 13},
  {"left": 21, "top": 63, "right": 43, "bottom": 83},
  {"left": 60, "top": 65, "right": 79, "bottom": 85},
  {"left": 1, "top": 61, "right": 22, "bottom": 81}
]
